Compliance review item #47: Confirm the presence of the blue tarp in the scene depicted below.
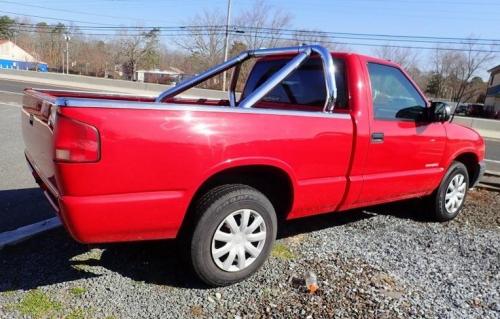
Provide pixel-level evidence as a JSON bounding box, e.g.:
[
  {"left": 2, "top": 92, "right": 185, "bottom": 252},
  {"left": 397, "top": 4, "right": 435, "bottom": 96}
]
[
  {"left": 486, "top": 84, "right": 500, "bottom": 97},
  {"left": 0, "top": 59, "right": 48, "bottom": 72}
]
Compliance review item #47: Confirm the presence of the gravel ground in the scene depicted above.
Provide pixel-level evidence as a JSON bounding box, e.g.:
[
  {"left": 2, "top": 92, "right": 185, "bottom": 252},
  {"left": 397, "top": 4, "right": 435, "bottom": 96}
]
[{"left": 0, "top": 188, "right": 498, "bottom": 319}]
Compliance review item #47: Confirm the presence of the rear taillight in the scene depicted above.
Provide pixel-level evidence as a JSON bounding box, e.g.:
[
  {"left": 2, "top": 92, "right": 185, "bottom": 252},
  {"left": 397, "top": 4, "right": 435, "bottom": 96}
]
[{"left": 54, "top": 114, "right": 100, "bottom": 163}]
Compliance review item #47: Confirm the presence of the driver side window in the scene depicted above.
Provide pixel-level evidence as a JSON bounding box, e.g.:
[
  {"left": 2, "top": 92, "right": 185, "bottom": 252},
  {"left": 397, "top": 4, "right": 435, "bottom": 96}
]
[{"left": 368, "top": 63, "right": 426, "bottom": 121}]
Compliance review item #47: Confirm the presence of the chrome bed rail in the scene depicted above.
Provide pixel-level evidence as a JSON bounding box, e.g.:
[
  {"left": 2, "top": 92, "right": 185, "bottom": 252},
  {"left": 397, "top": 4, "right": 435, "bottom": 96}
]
[{"left": 155, "top": 45, "right": 337, "bottom": 113}]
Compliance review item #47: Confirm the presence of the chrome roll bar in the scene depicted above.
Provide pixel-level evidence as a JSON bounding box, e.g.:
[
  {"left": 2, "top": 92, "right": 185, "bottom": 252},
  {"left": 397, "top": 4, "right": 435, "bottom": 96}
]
[{"left": 155, "top": 45, "right": 337, "bottom": 113}]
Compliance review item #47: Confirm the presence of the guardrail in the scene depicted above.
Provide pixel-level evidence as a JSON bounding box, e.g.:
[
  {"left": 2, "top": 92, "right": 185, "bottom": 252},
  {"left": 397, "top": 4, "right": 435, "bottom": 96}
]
[
  {"left": 453, "top": 116, "right": 500, "bottom": 139},
  {"left": 0, "top": 68, "right": 227, "bottom": 99}
]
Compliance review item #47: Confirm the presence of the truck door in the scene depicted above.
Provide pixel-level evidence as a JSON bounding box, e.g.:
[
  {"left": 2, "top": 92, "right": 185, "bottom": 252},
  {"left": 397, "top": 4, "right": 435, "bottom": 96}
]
[{"left": 357, "top": 62, "right": 446, "bottom": 204}]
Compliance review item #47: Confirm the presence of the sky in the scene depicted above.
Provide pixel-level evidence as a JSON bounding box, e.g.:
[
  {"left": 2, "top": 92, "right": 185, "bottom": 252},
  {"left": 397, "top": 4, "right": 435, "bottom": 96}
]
[{"left": 1, "top": 0, "right": 499, "bottom": 78}]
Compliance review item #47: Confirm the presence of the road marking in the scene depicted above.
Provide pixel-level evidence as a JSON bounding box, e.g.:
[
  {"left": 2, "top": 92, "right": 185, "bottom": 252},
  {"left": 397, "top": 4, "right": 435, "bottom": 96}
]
[
  {"left": 0, "top": 89, "right": 23, "bottom": 96},
  {"left": 0, "top": 102, "right": 21, "bottom": 108},
  {"left": 0, "top": 217, "right": 62, "bottom": 250}
]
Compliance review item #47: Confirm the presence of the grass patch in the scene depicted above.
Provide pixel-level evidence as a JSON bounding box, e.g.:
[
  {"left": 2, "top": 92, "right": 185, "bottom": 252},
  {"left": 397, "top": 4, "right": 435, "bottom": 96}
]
[
  {"left": 69, "top": 286, "right": 86, "bottom": 297},
  {"left": 16, "top": 290, "right": 61, "bottom": 318},
  {"left": 66, "top": 308, "right": 87, "bottom": 319},
  {"left": 1, "top": 290, "right": 15, "bottom": 297},
  {"left": 272, "top": 243, "right": 295, "bottom": 260}
]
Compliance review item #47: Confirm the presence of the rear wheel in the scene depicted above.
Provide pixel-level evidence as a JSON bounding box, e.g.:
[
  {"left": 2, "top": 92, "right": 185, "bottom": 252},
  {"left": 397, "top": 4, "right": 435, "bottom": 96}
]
[
  {"left": 189, "top": 184, "right": 277, "bottom": 286},
  {"left": 429, "top": 161, "right": 469, "bottom": 221}
]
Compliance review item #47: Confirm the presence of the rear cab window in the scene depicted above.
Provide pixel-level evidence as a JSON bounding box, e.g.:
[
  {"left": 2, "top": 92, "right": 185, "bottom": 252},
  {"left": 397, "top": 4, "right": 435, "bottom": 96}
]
[{"left": 242, "top": 57, "right": 348, "bottom": 112}]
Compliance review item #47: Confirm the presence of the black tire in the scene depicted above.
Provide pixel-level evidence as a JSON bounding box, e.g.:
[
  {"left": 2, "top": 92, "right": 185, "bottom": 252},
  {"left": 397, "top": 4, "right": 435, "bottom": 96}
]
[
  {"left": 429, "top": 161, "right": 469, "bottom": 221},
  {"left": 189, "top": 184, "right": 277, "bottom": 286}
]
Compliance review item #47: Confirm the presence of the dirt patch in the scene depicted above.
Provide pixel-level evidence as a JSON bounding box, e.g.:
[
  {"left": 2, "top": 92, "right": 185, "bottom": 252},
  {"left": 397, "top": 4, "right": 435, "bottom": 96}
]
[{"left": 249, "top": 255, "right": 423, "bottom": 318}]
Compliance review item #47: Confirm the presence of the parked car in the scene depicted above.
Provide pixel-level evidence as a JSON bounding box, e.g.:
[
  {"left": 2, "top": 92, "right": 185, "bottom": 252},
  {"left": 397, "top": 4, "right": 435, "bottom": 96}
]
[
  {"left": 466, "top": 103, "right": 485, "bottom": 117},
  {"left": 454, "top": 103, "right": 468, "bottom": 115},
  {"left": 21, "top": 45, "right": 485, "bottom": 286}
]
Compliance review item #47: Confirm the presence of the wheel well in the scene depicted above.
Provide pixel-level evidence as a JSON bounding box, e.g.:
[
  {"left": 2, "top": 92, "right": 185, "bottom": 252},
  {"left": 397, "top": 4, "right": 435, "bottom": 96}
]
[
  {"left": 454, "top": 152, "right": 479, "bottom": 186},
  {"left": 180, "top": 165, "right": 294, "bottom": 235}
]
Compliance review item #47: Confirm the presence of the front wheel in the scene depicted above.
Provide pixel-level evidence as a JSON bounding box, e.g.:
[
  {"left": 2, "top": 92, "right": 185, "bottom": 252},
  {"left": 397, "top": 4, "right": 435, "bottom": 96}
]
[
  {"left": 429, "top": 161, "right": 469, "bottom": 221},
  {"left": 189, "top": 184, "right": 277, "bottom": 286}
]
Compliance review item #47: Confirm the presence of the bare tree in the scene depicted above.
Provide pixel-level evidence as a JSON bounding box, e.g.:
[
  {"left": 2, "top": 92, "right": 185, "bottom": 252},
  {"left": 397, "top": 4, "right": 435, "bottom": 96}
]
[
  {"left": 236, "top": 0, "right": 291, "bottom": 49},
  {"left": 174, "top": 9, "right": 226, "bottom": 88},
  {"left": 450, "top": 40, "right": 495, "bottom": 103},
  {"left": 426, "top": 48, "right": 456, "bottom": 99},
  {"left": 115, "top": 28, "right": 161, "bottom": 80},
  {"left": 374, "top": 45, "right": 419, "bottom": 72},
  {"left": 459, "top": 76, "right": 487, "bottom": 103},
  {"left": 428, "top": 40, "right": 495, "bottom": 103},
  {"left": 175, "top": 10, "right": 225, "bottom": 69}
]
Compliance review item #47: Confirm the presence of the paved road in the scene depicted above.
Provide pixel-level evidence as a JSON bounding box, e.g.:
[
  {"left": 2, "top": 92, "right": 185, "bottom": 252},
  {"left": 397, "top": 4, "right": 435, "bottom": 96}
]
[
  {"left": 0, "top": 78, "right": 71, "bottom": 93},
  {"left": 0, "top": 78, "right": 106, "bottom": 105},
  {"left": 0, "top": 102, "right": 54, "bottom": 232},
  {"left": 0, "top": 79, "right": 98, "bottom": 232},
  {"left": 0, "top": 77, "right": 499, "bottom": 233}
]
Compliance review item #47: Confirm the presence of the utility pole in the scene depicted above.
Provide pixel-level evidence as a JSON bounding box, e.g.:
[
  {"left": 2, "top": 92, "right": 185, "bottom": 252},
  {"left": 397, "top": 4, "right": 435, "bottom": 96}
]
[
  {"left": 64, "top": 34, "right": 70, "bottom": 74},
  {"left": 222, "top": 0, "right": 232, "bottom": 91}
]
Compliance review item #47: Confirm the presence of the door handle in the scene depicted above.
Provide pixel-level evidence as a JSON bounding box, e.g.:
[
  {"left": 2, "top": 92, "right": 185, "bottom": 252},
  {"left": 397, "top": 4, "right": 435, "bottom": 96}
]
[{"left": 371, "top": 132, "right": 384, "bottom": 143}]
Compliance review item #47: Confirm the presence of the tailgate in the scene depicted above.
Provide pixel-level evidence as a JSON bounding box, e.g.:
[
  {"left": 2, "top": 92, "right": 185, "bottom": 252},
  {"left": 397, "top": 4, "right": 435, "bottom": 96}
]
[{"left": 21, "top": 90, "right": 59, "bottom": 196}]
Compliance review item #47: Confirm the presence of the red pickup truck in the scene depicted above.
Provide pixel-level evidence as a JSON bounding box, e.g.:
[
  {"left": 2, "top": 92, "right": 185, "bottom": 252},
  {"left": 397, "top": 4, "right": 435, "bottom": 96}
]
[{"left": 22, "top": 45, "right": 485, "bottom": 286}]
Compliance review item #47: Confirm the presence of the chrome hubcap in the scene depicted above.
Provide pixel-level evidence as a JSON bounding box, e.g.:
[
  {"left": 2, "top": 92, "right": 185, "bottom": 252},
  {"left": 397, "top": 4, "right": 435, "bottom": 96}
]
[
  {"left": 211, "top": 209, "right": 266, "bottom": 272},
  {"left": 445, "top": 174, "right": 466, "bottom": 214}
]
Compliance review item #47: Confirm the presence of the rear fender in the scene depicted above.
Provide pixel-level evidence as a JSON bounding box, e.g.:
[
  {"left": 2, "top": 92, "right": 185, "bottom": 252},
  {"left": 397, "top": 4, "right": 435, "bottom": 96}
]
[{"left": 194, "top": 157, "right": 298, "bottom": 197}]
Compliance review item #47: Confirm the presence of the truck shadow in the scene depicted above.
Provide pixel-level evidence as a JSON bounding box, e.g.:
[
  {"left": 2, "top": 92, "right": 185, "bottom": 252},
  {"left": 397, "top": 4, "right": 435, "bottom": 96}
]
[
  {"left": 0, "top": 229, "right": 98, "bottom": 292},
  {"left": 91, "top": 209, "right": 374, "bottom": 289},
  {"left": 278, "top": 198, "right": 433, "bottom": 239},
  {"left": 0, "top": 188, "right": 56, "bottom": 233},
  {"left": 0, "top": 191, "right": 432, "bottom": 291},
  {"left": 362, "top": 198, "right": 434, "bottom": 223}
]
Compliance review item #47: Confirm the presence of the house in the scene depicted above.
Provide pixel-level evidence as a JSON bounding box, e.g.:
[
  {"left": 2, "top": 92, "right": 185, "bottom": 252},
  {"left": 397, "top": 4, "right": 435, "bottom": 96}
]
[
  {"left": 485, "top": 65, "right": 500, "bottom": 114},
  {"left": 134, "top": 67, "right": 184, "bottom": 85},
  {"left": 0, "top": 40, "right": 48, "bottom": 72}
]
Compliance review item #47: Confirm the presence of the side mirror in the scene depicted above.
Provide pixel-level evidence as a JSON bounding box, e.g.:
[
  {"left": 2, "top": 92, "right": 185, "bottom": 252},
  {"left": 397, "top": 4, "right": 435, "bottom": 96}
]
[{"left": 429, "top": 101, "right": 451, "bottom": 122}]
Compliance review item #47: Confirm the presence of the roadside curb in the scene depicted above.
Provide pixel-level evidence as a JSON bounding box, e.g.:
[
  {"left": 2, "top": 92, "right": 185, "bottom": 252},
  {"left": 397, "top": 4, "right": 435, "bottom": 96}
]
[
  {"left": 0, "top": 217, "right": 62, "bottom": 250},
  {"left": 485, "top": 170, "right": 500, "bottom": 177},
  {"left": 478, "top": 171, "right": 500, "bottom": 192},
  {"left": 477, "top": 183, "right": 500, "bottom": 192}
]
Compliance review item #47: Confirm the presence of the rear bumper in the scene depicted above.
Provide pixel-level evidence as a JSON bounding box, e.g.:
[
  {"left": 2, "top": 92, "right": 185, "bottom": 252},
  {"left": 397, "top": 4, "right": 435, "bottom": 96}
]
[
  {"left": 59, "top": 191, "right": 187, "bottom": 243},
  {"left": 26, "top": 154, "right": 187, "bottom": 244}
]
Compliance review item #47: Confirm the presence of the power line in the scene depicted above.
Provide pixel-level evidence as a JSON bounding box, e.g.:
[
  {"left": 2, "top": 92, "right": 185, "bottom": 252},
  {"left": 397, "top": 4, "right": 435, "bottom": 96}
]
[
  {"left": 231, "top": 33, "right": 500, "bottom": 53},
  {"left": 11, "top": 23, "right": 500, "bottom": 48},
  {"left": 0, "top": 0, "right": 146, "bottom": 22},
  {"left": 0, "top": 9, "right": 119, "bottom": 26},
  {"left": 2, "top": 12, "right": 498, "bottom": 44},
  {"left": 233, "top": 26, "right": 500, "bottom": 43},
  {"left": 7, "top": 20, "right": 500, "bottom": 44},
  {"left": 4, "top": 17, "right": 500, "bottom": 53}
]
